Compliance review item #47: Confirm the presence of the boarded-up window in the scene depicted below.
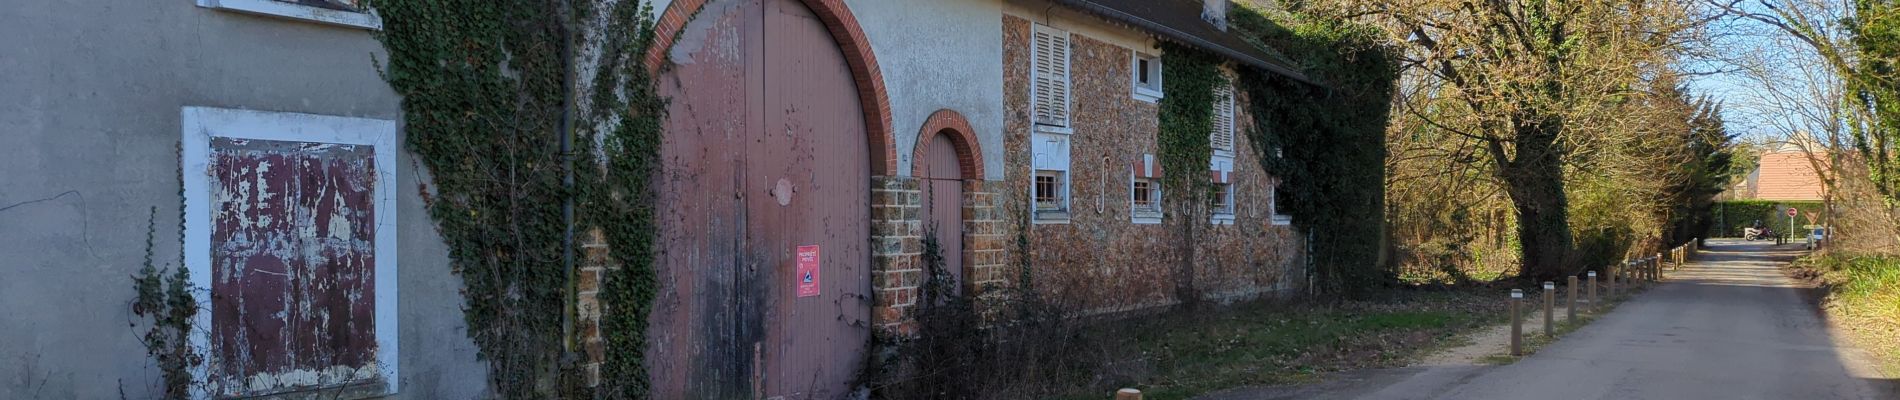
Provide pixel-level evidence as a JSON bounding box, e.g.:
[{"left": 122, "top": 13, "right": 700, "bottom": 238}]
[
  {"left": 182, "top": 107, "right": 399, "bottom": 398},
  {"left": 1032, "top": 24, "right": 1071, "bottom": 128},
  {"left": 209, "top": 138, "right": 381, "bottom": 396}
]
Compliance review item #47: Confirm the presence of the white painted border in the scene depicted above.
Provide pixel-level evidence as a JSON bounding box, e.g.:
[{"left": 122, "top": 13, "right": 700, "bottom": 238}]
[
  {"left": 181, "top": 106, "right": 400, "bottom": 398},
  {"left": 1132, "top": 53, "right": 1163, "bottom": 103},
  {"left": 196, "top": 0, "right": 383, "bottom": 30}
]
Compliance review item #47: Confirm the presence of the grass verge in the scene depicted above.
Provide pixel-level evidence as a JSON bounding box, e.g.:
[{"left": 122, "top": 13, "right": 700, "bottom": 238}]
[
  {"left": 1790, "top": 253, "right": 1900, "bottom": 375},
  {"left": 1053, "top": 288, "right": 1507, "bottom": 400}
]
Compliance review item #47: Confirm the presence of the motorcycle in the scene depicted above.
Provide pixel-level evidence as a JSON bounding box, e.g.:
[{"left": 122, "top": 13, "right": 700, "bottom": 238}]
[{"left": 1743, "top": 227, "right": 1776, "bottom": 241}]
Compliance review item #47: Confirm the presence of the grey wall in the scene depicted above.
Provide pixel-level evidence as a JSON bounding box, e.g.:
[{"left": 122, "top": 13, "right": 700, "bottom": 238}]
[
  {"left": 0, "top": 2, "right": 485, "bottom": 399},
  {"left": 846, "top": 0, "right": 1007, "bottom": 180}
]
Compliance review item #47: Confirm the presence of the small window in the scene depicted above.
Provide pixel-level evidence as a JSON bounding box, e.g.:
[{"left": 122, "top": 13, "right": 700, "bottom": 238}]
[
  {"left": 1133, "top": 54, "right": 1163, "bottom": 102},
  {"left": 1272, "top": 181, "right": 1293, "bottom": 225},
  {"left": 1034, "top": 170, "right": 1069, "bottom": 220},
  {"left": 1209, "top": 183, "right": 1235, "bottom": 219},
  {"left": 1131, "top": 177, "right": 1162, "bottom": 223},
  {"left": 196, "top": 0, "right": 382, "bottom": 29}
]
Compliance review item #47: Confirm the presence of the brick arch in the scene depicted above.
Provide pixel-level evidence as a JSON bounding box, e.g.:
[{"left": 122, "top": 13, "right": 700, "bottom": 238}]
[
  {"left": 909, "top": 109, "right": 984, "bottom": 180},
  {"left": 646, "top": 0, "right": 897, "bottom": 176}
]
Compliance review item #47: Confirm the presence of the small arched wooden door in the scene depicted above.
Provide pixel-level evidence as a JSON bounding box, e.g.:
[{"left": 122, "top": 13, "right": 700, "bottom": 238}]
[{"left": 918, "top": 131, "right": 964, "bottom": 293}]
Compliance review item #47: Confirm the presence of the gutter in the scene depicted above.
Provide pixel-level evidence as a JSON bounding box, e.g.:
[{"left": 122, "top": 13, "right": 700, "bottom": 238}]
[{"left": 1049, "top": 0, "right": 1323, "bottom": 88}]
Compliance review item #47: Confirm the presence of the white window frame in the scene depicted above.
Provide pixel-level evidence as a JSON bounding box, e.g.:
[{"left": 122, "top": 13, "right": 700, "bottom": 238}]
[
  {"left": 1131, "top": 176, "right": 1163, "bottom": 224},
  {"left": 1210, "top": 81, "right": 1237, "bottom": 157},
  {"left": 196, "top": 0, "right": 383, "bottom": 30},
  {"left": 1210, "top": 156, "right": 1237, "bottom": 225},
  {"left": 1132, "top": 53, "right": 1164, "bottom": 103},
  {"left": 1030, "top": 23, "right": 1073, "bottom": 131},
  {"left": 1029, "top": 20, "right": 1073, "bottom": 225},
  {"left": 1033, "top": 169, "right": 1071, "bottom": 223},
  {"left": 1210, "top": 182, "right": 1236, "bottom": 225},
  {"left": 181, "top": 107, "right": 400, "bottom": 398},
  {"left": 1271, "top": 179, "right": 1293, "bottom": 225}
]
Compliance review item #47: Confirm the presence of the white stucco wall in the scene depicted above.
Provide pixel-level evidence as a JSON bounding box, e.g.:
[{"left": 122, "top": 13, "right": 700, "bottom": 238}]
[
  {"left": 847, "top": 0, "right": 1008, "bottom": 180},
  {"left": 0, "top": 2, "right": 486, "bottom": 399}
]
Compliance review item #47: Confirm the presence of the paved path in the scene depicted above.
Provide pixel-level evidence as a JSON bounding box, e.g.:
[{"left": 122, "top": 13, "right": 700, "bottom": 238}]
[{"left": 1203, "top": 239, "right": 1897, "bottom": 400}]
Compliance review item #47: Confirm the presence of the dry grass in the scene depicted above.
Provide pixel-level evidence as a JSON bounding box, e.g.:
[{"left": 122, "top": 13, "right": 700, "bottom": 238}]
[
  {"left": 1051, "top": 288, "right": 1509, "bottom": 400},
  {"left": 1791, "top": 253, "right": 1900, "bottom": 375}
]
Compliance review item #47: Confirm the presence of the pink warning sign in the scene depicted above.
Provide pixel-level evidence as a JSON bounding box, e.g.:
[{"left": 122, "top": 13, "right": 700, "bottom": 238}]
[{"left": 796, "top": 245, "right": 821, "bottom": 297}]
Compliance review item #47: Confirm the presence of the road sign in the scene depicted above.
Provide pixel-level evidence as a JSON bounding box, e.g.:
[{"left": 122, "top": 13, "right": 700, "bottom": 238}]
[{"left": 1787, "top": 208, "right": 1798, "bottom": 217}]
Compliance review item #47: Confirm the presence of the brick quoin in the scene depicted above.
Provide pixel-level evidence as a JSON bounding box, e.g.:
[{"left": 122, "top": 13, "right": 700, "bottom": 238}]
[
  {"left": 646, "top": 0, "right": 896, "bottom": 176},
  {"left": 910, "top": 109, "right": 985, "bottom": 179}
]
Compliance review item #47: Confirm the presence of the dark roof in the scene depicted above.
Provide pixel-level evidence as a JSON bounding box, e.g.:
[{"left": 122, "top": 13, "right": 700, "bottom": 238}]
[{"left": 1049, "top": 0, "right": 1317, "bottom": 86}]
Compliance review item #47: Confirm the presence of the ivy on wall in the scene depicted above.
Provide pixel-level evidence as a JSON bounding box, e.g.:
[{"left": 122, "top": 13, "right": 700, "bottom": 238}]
[
  {"left": 1229, "top": 5, "right": 1400, "bottom": 296},
  {"left": 1156, "top": 42, "right": 1224, "bottom": 305},
  {"left": 574, "top": 1, "right": 666, "bottom": 397},
  {"left": 373, "top": 0, "right": 665, "bottom": 397}
]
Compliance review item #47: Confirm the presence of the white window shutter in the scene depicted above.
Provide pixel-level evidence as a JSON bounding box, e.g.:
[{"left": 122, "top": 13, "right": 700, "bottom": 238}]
[
  {"left": 1210, "top": 83, "right": 1235, "bottom": 153},
  {"left": 1032, "top": 25, "right": 1071, "bottom": 127}
]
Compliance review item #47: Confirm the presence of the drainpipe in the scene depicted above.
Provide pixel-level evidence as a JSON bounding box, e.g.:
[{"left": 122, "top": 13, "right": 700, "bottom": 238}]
[{"left": 559, "top": 0, "right": 577, "bottom": 354}]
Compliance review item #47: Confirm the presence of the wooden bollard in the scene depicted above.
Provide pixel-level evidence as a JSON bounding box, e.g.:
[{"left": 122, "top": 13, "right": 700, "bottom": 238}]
[
  {"left": 1511, "top": 289, "right": 1524, "bottom": 356},
  {"left": 1115, "top": 388, "right": 1142, "bottom": 400},
  {"left": 1608, "top": 263, "right": 1618, "bottom": 297},
  {"left": 1543, "top": 281, "right": 1555, "bottom": 336},
  {"left": 1656, "top": 252, "right": 1665, "bottom": 279},
  {"left": 1567, "top": 276, "right": 1578, "bottom": 322},
  {"left": 1588, "top": 271, "right": 1599, "bottom": 310}
]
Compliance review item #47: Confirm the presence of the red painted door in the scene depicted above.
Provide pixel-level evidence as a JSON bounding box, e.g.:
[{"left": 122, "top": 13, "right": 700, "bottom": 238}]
[
  {"left": 758, "top": 0, "right": 871, "bottom": 398},
  {"left": 919, "top": 133, "right": 965, "bottom": 293},
  {"left": 651, "top": 0, "right": 871, "bottom": 398}
]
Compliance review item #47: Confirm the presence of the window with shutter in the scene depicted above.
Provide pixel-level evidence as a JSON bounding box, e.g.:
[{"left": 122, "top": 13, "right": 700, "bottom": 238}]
[
  {"left": 1210, "top": 82, "right": 1236, "bottom": 155},
  {"left": 1031, "top": 24, "right": 1072, "bottom": 128}
]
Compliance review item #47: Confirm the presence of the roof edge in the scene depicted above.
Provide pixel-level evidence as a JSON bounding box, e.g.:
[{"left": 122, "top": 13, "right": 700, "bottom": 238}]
[{"left": 1048, "top": 0, "right": 1320, "bottom": 87}]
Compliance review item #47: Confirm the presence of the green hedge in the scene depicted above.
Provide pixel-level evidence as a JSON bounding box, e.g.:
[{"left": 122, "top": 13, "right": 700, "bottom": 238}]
[{"left": 1708, "top": 200, "right": 1825, "bottom": 237}]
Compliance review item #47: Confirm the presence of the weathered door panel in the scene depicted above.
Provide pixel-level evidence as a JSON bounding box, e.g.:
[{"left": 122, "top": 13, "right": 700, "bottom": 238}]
[
  {"left": 653, "top": 0, "right": 765, "bottom": 397},
  {"left": 653, "top": 0, "right": 870, "bottom": 398},
  {"left": 920, "top": 133, "right": 965, "bottom": 291},
  {"left": 207, "top": 138, "right": 379, "bottom": 396},
  {"left": 758, "top": 0, "right": 871, "bottom": 397}
]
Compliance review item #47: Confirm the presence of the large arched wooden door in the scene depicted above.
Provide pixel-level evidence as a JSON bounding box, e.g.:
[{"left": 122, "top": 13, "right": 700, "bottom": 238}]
[
  {"left": 918, "top": 132, "right": 965, "bottom": 293},
  {"left": 758, "top": 0, "right": 871, "bottom": 397},
  {"left": 651, "top": 0, "right": 871, "bottom": 398}
]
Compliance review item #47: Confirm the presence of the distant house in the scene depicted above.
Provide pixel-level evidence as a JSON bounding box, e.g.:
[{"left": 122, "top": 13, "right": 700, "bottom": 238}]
[{"left": 1737, "top": 138, "right": 1830, "bottom": 202}]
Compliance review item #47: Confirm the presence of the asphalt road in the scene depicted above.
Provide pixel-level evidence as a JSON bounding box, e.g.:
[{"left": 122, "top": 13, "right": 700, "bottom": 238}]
[{"left": 1204, "top": 239, "right": 1898, "bottom": 400}]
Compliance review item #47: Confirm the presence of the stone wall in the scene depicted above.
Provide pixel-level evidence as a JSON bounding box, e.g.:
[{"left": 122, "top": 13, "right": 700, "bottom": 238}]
[
  {"left": 999, "top": 14, "right": 1306, "bottom": 314},
  {"left": 870, "top": 177, "right": 1011, "bottom": 333}
]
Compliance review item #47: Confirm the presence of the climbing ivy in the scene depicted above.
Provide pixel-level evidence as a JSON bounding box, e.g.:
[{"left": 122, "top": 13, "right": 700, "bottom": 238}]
[
  {"left": 1156, "top": 42, "right": 1224, "bottom": 305},
  {"left": 574, "top": 1, "right": 666, "bottom": 398},
  {"left": 1229, "top": 4, "right": 1400, "bottom": 296},
  {"left": 373, "top": 0, "right": 664, "bottom": 397},
  {"left": 130, "top": 207, "right": 201, "bottom": 400}
]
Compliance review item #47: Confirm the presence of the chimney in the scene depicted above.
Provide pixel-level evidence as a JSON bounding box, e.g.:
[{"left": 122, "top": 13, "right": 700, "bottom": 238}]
[{"left": 1203, "top": 0, "right": 1230, "bottom": 31}]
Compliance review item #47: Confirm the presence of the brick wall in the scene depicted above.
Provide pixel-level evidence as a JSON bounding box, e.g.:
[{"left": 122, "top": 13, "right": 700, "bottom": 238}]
[
  {"left": 870, "top": 177, "right": 1012, "bottom": 333},
  {"left": 576, "top": 228, "right": 609, "bottom": 386},
  {"left": 1000, "top": 14, "right": 1305, "bottom": 314}
]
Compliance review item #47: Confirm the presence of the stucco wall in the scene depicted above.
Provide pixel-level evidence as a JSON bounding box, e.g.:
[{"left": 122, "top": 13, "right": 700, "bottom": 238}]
[
  {"left": 0, "top": 2, "right": 485, "bottom": 399},
  {"left": 846, "top": 0, "right": 1008, "bottom": 180}
]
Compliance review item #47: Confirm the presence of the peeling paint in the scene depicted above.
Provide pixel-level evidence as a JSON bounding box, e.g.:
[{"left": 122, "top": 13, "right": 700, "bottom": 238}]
[{"left": 206, "top": 137, "right": 381, "bottom": 397}]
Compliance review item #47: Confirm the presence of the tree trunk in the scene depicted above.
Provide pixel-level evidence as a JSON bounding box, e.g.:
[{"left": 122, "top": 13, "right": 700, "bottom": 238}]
[{"left": 1500, "top": 124, "right": 1574, "bottom": 283}]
